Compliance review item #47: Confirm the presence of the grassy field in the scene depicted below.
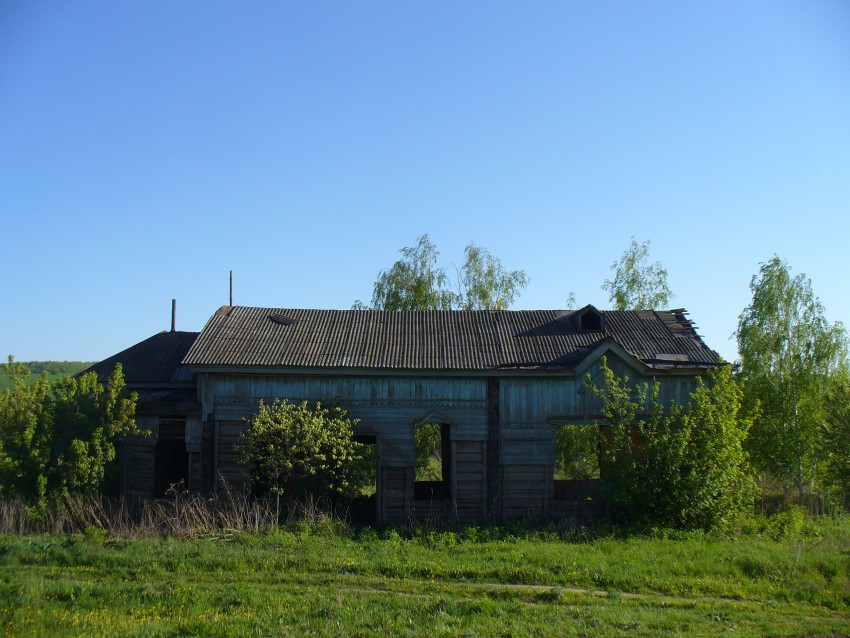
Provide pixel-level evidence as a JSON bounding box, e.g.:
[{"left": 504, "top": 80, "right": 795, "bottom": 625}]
[{"left": 1, "top": 519, "right": 848, "bottom": 637}]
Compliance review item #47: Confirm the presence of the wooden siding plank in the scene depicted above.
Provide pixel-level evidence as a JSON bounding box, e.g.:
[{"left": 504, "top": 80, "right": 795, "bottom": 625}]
[{"left": 503, "top": 464, "right": 548, "bottom": 519}]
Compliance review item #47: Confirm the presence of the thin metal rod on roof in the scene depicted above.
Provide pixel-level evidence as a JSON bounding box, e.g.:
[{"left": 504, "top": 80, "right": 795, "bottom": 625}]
[
  {"left": 230, "top": 270, "right": 233, "bottom": 306},
  {"left": 171, "top": 299, "right": 176, "bottom": 333}
]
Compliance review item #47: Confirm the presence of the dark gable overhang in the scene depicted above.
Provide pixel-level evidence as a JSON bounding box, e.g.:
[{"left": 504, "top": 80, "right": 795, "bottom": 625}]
[{"left": 83, "top": 331, "right": 200, "bottom": 386}]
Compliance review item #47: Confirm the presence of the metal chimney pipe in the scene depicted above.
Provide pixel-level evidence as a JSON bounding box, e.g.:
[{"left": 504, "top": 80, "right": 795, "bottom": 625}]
[
  {"left": 171, "top": 299, "right": 176, "bottom": 332},
  {"left": 230, "top": 270, "right": 233, "bottom": 306}
]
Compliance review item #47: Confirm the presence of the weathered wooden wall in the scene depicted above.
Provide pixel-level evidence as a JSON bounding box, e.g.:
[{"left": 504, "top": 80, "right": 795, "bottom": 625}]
[
  {"left": 199, "top": 374, "right": 489, "bottom": 523},
  {"left": 497, "top": 355, "right": 699, "bottom": 519},
  {"left": 124, "top": 414, "right": 201, "bottom": 497},
  {"left": 187, "top": 354, "right": 702, "bottom": 524},
  {"left": 123, "top": 415, "right": 157, "bottom": 498}
]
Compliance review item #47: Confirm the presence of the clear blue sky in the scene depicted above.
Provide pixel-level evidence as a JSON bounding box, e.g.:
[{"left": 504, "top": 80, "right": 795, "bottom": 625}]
[{"left": 2, "top": 1, "right": 849, "bottom": 364}]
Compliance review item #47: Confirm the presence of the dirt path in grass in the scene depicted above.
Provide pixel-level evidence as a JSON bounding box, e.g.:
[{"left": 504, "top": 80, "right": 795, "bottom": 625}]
[{"left": 342, "top": 574, "right": 850, "bottom": 618}]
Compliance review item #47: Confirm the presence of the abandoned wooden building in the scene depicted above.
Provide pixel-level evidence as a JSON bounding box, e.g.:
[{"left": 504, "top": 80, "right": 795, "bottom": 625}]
[{"left": 87, "top": 304, "right": 722, "bottom": 524}]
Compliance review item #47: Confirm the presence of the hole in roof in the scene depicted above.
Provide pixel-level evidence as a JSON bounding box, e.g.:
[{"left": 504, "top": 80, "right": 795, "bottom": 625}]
[{"left": 269, "top": 314, "right": 298, "bottom": 326}]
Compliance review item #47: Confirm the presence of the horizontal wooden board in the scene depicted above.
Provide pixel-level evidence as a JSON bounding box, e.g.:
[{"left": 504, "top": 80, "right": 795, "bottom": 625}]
[
  {"left": 500, "top": 437, "right": 553, "bottom": 465},
  {"left": 503, "top": 465, "right": 547, "bottom": 518}
]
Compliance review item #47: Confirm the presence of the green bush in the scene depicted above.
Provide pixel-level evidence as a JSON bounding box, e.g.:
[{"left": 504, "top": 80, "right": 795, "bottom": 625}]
[
  {"left": 239, "top": 399, "right": 366, "bottom": 503},
  {"left": 0, "top": 358, "right": 138, "bottom": 508},
  {"left": 587, "top": 359, "right": 756, "bottom": 531}
]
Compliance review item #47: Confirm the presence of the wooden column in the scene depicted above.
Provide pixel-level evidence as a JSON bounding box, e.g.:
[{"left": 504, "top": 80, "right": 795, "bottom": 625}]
[{"left": 486, "top": 376, "right": 501, "bottom": 521}]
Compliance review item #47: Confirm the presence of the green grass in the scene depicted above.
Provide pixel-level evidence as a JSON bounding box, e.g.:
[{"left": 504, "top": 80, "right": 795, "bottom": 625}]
[{"left": 1, "top": 520, "right": 848, "bottom": 637}]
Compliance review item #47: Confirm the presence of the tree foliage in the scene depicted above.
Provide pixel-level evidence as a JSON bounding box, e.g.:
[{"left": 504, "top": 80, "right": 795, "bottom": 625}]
[
  {"left": 239, "top": 399, "right": 365, "bottom": 502},
  {"left": 356, "top": 234, "right": 528, "bottom": 311},
  {"left": 602, "top": 237, "right": 672, "bottom": 310},
  {"left": 823, "top": 367, "right": 850, "bottom": 507},
  {"left": 586, "top": 358, "right": 754, "bottom": 530},
  {"left": 414, "top": 423, "right": 443, "bottom": 481},
  {"left": 0, "top": 358, "right": 138, "bottom": 507},
  {"left": 736, "top": 256, "right": 848, "bottom": 501},
  {"left": 356, "top": 234, "right": 455, "bottom": 311},
  {"left": 555, "top": 424, "right": 600, "bottom": 480},
  {"left": 456, "top": 244, "right": 529, "bottom": 310}
]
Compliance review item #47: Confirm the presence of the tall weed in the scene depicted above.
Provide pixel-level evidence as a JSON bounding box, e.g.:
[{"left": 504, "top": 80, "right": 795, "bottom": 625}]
[{"left": 0, "top": 488, "right": 350, "bottom": 538}]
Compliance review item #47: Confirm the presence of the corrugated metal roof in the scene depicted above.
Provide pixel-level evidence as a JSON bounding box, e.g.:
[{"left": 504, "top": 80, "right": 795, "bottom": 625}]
[
  {"left": 83, "top": 331, "right": 199, "bottom": 384},
  {"left": 183, "top": 307, "right": 720, "bottom": 371}
]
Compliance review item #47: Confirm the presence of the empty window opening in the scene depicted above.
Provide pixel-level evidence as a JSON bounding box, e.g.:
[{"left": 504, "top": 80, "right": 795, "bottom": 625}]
[
  {"left": 349, "top": 434, "right": 378, "bottom": 525},
  {"left": 414, "top": 423, "right": 451, "bottom": 500},
  {"left": 553, "top": 424, "right": 601, "bottom": 501}
]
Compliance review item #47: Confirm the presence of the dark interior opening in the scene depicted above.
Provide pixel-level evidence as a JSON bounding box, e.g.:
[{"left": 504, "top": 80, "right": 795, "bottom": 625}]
[
  {"left": 154, "top": 438, "right": 189, "bottom": 496},
  {"left": 580, "top": 310, "right": 603, "bottom": 331},
  {"left": 349, "top": 434, "right": 378, "bottom": 525}
]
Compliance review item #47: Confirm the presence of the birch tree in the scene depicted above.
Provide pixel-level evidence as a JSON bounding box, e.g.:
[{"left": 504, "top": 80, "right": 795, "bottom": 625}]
[
  {"left": 354, "top": 234, "right": 455, "bottom": 310},
  {"left": 456, "top": 244, "right": 528, "bottom": 311},
  {"left": 737, "top": 257, "right": 847, "bottom": 502},
  {"left": 356, "top": 234, "right": 528, "bottom": 311},
  {"left": 823, "top": 367, "right": 850, "bottom": 507},
  {"left": 602, "top": 237, "right": 672, "bottom": 310}
]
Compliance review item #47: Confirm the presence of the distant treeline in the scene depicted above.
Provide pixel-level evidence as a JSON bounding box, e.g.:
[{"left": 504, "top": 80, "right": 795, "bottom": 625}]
[{"left": 1, "top": 361, "right": 93, "bottom": 377}]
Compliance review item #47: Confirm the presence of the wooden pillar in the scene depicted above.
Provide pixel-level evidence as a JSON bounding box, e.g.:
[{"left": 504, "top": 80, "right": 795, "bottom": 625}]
[
  {"left": 201, "top": 415, "right": 215, "bottom": 494},
  {"left": 486, "top": 377, "right": 502, "bottom": 521}
]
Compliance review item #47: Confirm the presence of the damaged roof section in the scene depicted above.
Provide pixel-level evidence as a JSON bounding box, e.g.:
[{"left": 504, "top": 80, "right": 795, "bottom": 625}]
[{"left": 183, "top": 307, "right": 721, "bottom": 372}]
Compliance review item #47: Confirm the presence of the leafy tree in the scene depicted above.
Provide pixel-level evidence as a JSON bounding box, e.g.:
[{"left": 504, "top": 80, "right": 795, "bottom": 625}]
[
  {"left": 736, "top": 257, "right": 847, "bottom": 502},
  {"left": 49, "top": 367, "right": 138, "bottom": 494},
  {"left": 587, "top": 358, "right": 754, "bottom": 530},
  {"left": 355, "top": 234, "right": 528, "bottom": 311},
  {"left": 602, "top": 237, "right": 673, "bottom": 310},
  {"left": 0, "top": 358, "right": 138, "bottom": 507},
  {"left": 823, "top": 367, "right": 850, "bottom": 508},
  {"left": 0, "top": 359, "right": 53, "bottom": 505},
  {"left": 239, "top": 399, "right": 365, "bottom": 505},
  {"left": 355, "top": 234, "right": 455, "bottom": 310},
  {"left": 456, "top": 244, "right": 528, "bottom": 310},
  {"left": 676, "top": 367, "right": 757, "bottom": 528}
]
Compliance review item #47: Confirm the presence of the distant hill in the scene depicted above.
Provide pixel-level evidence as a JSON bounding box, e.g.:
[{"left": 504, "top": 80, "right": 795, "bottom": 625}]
[{"left": 0, "top": 361, "right": 94, "bottom": 389}]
